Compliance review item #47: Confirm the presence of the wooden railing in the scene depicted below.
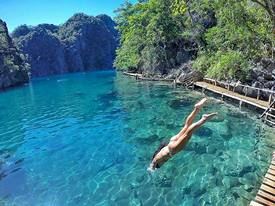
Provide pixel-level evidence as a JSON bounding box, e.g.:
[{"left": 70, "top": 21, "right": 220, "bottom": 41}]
[
  {"left": 203, "top": 78, "right": 275, "bottom": 104},
  {"left": 261, "top": 99, "right": 275, "bottom": 118}
]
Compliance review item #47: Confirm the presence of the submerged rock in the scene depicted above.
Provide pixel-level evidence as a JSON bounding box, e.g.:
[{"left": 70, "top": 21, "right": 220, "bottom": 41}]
[
  {"left": 195, "top": 126, "right": 213, "bottom": 137},
  {"left": 188, "top": 142, "right": 207, "bottom": 154},
  {"left": 136, "top": 134, "right": 160, "bottom": 144},
  {"left": 73, "top": 92, "right": 86, "bottom": 97},
  {"left": 154, "top": 175, "right": 173, "bottom": 188},
  {"left": 181, "top": 186, "right": 191, "bottom": 195},
  {"left": 240, "top": 172, "right": 258, "bottom": 185},
  {"left": 206, "top": 145, "right": 217, "bottom": 154},
  {"left": 210, "top": 115, "right": 225, "bottom": 123},
  {"left": 222, "top": 163, "right": 242, "bottom": 177},
  {"left": 135, "top": 175, "right": 145, "bottom": 184},
  {"left": 222, "top": 176, "right": 240, "bottom": 189},
  {"left": 239, "top": 164, "right": 256, "bottom": 177},
  {"left": 189, "top": 181, "right": 206, "bottom": 197},
  {"left": 232, "top": 187, "right": 251, "bottom": 201},
  {"left": 168, "top": 98, "right": 193, "bottom": 109}
]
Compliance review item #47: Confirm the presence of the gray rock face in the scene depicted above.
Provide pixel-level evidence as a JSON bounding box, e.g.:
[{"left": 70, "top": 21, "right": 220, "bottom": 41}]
[
  {"left": 12, "top": 13, "right": 118, "bottom": 78},
  {"left": 15, "top": 28, "right": 67, "bottom": 77},
  {"left": 250, "top": 58, "right": 275, "bottom": 90},
  {"left": 59, "top": 13, "right": 117, "bottom": 73},
  {"left": 96, "top": 14, "right": 119, "bottom": 42},
  {"left": 0, "top": 19, "right": 29, "bottom": 89}
]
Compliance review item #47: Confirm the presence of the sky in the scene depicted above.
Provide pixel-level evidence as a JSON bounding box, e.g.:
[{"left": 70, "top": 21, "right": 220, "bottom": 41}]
[{"left": 0, "top": 0, "right": 137, "bottom": 32}]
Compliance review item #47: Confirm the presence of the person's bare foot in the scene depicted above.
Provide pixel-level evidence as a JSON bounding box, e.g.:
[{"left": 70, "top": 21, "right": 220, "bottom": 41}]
[
  {"left": 195, "top": 98, "right": 207, "bottom": 110},
  {"left": 202, "top": 113, "right": 218, "bottom": 120}
]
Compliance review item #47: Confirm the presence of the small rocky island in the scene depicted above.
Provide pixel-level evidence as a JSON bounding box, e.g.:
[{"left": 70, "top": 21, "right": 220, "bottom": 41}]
[
  {"left": 0, "top": 20, "right": 29, "bottom": 89},
  {"left": 12, "top": 13, "right": 118, "bottom": 78}
]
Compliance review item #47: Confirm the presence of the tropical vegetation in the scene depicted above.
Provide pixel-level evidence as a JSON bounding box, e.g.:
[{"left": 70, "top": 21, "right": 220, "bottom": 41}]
[{"left": 114, "top": 0, "right": 274, "bottom": 81}]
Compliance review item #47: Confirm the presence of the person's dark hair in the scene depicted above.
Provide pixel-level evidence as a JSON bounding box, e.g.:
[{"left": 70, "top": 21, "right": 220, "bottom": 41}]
[{"left": 151, "top": 142, "right": 168, "bottom": 160}]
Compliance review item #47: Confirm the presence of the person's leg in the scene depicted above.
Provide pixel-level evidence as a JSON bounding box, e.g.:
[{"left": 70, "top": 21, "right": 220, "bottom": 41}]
[
  {"left": 185, "top": 113, "right": 217, "bottom": 137},
  {"left": 185, "top": 98, "right": 207, "bottom": 127},
  {"left": 170, "top": 113, "right": 217, "bottom": 149},
  {"left": 188, "top": 113, "right": 217, "bottom": 133},
  {"left": 171, "top": 98, "right": 207, "bottom": 141}
]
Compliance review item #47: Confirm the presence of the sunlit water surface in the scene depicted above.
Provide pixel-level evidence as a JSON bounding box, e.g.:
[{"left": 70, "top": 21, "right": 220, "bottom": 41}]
[{"left": 0, "top": 71, "right": 274, "bottom": 206}]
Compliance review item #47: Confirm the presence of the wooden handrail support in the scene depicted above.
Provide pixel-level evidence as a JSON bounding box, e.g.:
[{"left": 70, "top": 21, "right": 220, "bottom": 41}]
[
  {"left": 203, "top": 77, "right": 275, "bottom": 95},
  {"left": 204, "top": 78, "right": 275, "bottom": 104},
  {"left": 261, "top": 98, "right": 275, "bottom": 118}
]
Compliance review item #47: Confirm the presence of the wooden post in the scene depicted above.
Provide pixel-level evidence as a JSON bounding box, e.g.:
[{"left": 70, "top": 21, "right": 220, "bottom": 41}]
[
  {"left": 268, "top": 94, "right": 272, "bottom": 104},
  {"left": 215, "top": 80, "right": 217, "bottom": 86},
  {"left": 257, "top": 89, "right": 260, "bottom": 100},
  {"left": 227, "top": 83, "right": 230, "bottom": 91},
  {"left": 239, "top": 101, "right": 243, "bottom": 109},
  {"left": 245, "top": 86, "right": 248, "bottom": 96}
]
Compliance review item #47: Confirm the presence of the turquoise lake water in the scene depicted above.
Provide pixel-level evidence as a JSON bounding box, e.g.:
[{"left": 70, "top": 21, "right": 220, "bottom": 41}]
[{"left": 0, "top": 70, "right": 274, "bottom": 206}]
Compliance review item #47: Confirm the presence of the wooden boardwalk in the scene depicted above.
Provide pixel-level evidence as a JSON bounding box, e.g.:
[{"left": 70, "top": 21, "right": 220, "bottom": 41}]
[
  {"left": 123, "top": 72, "right": 273, "bottom": 111},
  {"left": 194, "top": 81, "right": 270, "bottom": 110},
  {"left": 250, "top": 151, "right": 275, "bottom": 206}
]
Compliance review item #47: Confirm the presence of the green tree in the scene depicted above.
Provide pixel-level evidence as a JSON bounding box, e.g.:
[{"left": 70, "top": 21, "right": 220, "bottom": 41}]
[
  {"left": 115, "top": 0, "right": 182, "bottom": 74},
  {"left": 193, "top": 0, "right": 273, "bottom": 80},
  {"left": 115, "top": 0, "right": 273, "bottom": 82}
]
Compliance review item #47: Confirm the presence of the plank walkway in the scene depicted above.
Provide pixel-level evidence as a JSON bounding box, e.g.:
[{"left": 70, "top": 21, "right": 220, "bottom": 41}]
[
  {"left": 124, "top": 72, "right": 271, "bottom": 111},
  {"left": 194, "top": 81, "right": 270, "bottom": 110},
  {"left": 250, "top": 151, "right": 275, "bottom": 206}
]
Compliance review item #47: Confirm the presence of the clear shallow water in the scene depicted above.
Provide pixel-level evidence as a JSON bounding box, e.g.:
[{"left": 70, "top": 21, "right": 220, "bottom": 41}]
[{"left": 0, "top": 70, "right": 274, "bottom": 206}]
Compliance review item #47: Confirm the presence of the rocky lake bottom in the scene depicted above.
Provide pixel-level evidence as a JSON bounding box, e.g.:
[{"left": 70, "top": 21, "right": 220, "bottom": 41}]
[{"left": 0, "top": 70, "right": 274, "bottom": 206}]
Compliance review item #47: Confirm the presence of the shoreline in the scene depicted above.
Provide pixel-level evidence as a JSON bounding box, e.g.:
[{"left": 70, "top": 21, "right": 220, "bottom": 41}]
[
  {"left": 122, "top": 72, "right": 275, "bottom": 101},
  {"left": 122, "top": 72, "right": 175, "bottom": 82},
  {"left": 122, "top": 71, "right": 275, "bottom": 116}
]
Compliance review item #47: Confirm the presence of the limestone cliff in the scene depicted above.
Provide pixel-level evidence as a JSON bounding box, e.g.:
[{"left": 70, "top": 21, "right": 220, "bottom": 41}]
[
  {"left": 12, "top": 13, "right": 118, "bottom": 77},
  {"left": 0, "top": 19, "right": 29, "bottom": 89}
]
